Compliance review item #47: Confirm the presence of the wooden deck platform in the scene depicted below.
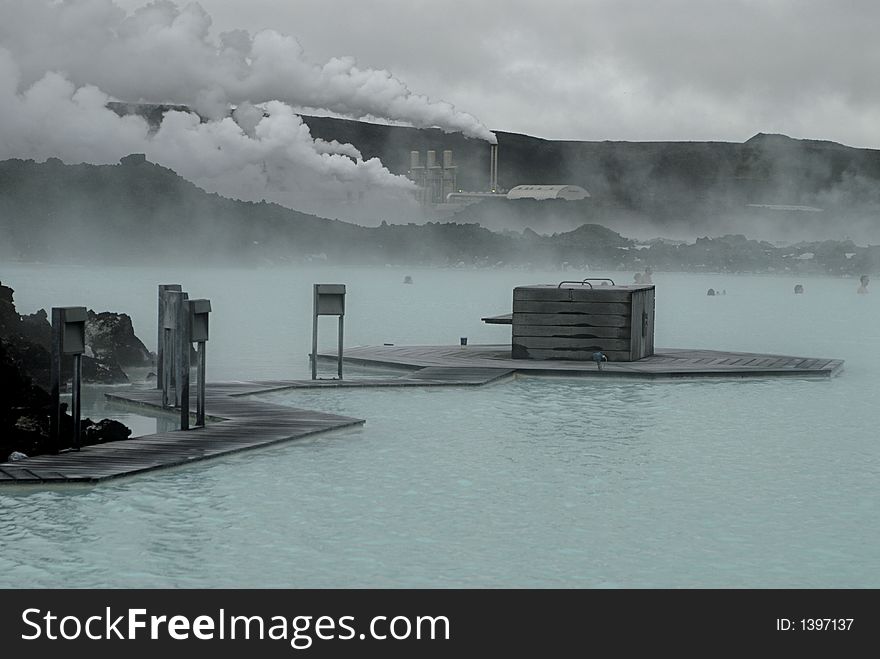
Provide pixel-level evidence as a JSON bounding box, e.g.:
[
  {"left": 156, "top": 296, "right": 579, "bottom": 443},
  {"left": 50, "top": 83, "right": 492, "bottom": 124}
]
[{"left": 319, "top": 344, "right": 844, "bottom": 378}]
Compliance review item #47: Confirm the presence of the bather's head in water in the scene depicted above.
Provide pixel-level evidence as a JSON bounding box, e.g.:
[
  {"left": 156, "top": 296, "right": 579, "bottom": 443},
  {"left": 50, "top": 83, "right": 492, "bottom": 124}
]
[{"left": 858, "top": 275, "right": 870, "bottom": 294}]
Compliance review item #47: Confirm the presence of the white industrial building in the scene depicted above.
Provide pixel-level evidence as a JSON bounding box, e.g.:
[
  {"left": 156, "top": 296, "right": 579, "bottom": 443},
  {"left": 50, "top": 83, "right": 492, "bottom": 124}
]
[{"left": 506, "top": 185, "right": 590, "bottom": 201}]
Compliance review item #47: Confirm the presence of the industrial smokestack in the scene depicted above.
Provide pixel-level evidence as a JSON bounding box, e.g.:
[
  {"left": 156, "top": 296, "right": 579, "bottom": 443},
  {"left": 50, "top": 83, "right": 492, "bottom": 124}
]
[
  {"left": 426, "top": 150, "right": 438, "bottom": 168},
  {"left": 410, "top": 150, "right": 420, "bottom": 169},
  {"left": 489, "top": 143, "right": 499, "bottom": 191},
  {"left": 441, "top": 150, "right": 456, "bottom": 202}
]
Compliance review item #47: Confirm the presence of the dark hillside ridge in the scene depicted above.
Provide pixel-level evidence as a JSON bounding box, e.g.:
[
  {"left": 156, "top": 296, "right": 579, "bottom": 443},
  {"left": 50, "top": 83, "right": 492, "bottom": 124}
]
[
  {"left": 3, "top": 155, "right": 880, "bottom": 275},
  {"left": 301, "top": 116, "right": 880, "bottom": 204},
  {"left": 105, "top": 103, "right": 880, "bottom": 239},
  {"left": 108, "top": 103, "right": 880, "bottom": 210},
  {"left": 0, "top": 156, "right": 367, "bottom": 263},
  {"left": 301, "top": 116, "right": 880, "bottom": 239},
  {"left": 0, "top": 156, "right": 634, "bottom": 267}
]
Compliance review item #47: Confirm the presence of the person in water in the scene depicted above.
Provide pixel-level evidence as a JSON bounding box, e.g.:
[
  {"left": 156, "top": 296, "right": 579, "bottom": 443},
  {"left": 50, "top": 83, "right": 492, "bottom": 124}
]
[
  {"left": 794, "top": 284, "right": 804, "bottom": 294},
  {"left": 642, "top": 266, "right": 653, "bottom": 284},
  {"left": 707, "top": 288, "right": 716, "bottom": 296},
  {"left": 633, "top": 272, "right": 643, "bottom": 284},
  {"left": 858, "top": 275, "right": 870, "bottom": 294}
]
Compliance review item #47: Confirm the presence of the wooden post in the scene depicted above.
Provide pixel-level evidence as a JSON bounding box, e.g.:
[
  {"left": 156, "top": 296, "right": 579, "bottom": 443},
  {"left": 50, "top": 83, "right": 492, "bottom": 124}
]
[
  {"left": 161, "top": 325, "right": 173, "bottom": 408},
  {"left": 186, "top": 298, "right": 211, "bottom": 429},
  {"left": 161, "top": 290, "right": 187, "bottom": 408},
  {"left": 50, "top": 308, "right": 62, "bottom": 452},
  {"left": 157, "top": 284, "right": 182, "bottom": 390},
  {"left": 311, "top": 284, "right": 346, "bottom": 380},
  {"left": 196, "top": 342, "right": 206, "bottom": 427},
  {"left": 337, "top": 315, "right": 344, "bottom": 380},
  {"left": 50, "top": 307, "right": 86, "bottom": 450},
  {"left": 311, "top": 288, "right": 319, "bottom": 380},
  {"left": 71, "top": 353, "right": 82, "bottom": 450},
  {"left": 177, "top": 298, "right": 192, "bottom": 431}
]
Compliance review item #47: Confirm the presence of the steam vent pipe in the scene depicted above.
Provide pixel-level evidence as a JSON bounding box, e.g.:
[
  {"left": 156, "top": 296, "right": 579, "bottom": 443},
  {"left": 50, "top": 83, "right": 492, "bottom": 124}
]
[{"left": 489, "top": 143, "right": 498, "bottom": 191}]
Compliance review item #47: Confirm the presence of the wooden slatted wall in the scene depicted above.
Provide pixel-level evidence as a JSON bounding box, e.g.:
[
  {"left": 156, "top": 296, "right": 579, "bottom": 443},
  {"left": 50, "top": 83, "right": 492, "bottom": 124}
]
[{"left": 511, "top": 284, "right": 655, "bottom": 361}]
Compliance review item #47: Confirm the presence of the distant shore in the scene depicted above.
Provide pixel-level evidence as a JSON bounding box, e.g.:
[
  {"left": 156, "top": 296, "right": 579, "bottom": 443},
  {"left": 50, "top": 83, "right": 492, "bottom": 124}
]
[{"left": 1, "top": 156, "right": 877, "bottom": 277}]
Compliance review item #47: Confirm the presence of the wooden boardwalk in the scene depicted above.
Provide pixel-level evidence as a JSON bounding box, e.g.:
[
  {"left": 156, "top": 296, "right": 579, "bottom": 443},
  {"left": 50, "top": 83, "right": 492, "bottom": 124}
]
[
  {"left": 0, "top": 385, "right": 365, "bottom": 485},
  {"left": 0, "top": 343, "right": 841, "bottom": 485},
  {"left": 319, "top": 344, "right": 844, "bottom": 378},
  {"left": 0, "top": 368, "right": 516, "bottom": 486},
  {"left": 220, "top": 367, "right": 516, "bottom": 395}
]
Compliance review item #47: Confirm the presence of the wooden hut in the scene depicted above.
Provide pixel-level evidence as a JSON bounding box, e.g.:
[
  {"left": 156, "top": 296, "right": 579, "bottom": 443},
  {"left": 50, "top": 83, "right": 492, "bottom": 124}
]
[{"left": 511, "top": 281, "right": 655, "bottom": 361}]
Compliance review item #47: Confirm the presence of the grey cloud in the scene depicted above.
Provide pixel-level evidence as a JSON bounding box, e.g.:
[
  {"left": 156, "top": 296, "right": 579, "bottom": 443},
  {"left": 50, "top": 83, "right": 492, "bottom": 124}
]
[
  {"left": 0, "top": 0, "right": 495, "bottom": 141},
  {"left": 166, "top": 0, "right": 880, "bottom": 147}
]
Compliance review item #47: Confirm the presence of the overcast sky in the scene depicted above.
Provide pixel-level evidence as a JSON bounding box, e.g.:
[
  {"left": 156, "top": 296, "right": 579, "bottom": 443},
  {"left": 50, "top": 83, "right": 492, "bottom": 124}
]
[
  {"left": 101, "top": 0, "right": 880, "bottom": 148},
  {"left": 3, "top": 0, "right": 878, "bottom": 220}
]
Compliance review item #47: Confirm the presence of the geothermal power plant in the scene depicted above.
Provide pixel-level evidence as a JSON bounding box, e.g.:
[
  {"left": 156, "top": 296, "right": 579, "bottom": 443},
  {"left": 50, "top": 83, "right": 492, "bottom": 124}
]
[
  {"left": 406, "top": 143, "right": 499, "bottom": 205},
  {"left": 406, "top": 141, "right": 589, "bottom": 212}
]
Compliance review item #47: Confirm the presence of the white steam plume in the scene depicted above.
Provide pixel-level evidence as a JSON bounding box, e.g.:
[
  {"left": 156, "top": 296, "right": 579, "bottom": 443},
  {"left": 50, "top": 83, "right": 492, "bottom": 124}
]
[
  {"left": 0, "top": 0, "right": 498, "bottom": 222},
  {"left": 0, "top": 46, "right": 417, "bottom": 221},
  {"left": 0, "top": 0, "right": 496, "bottom": 143},
  {"left": 0, "top": 0, "right": 502, "bottom": 223}
]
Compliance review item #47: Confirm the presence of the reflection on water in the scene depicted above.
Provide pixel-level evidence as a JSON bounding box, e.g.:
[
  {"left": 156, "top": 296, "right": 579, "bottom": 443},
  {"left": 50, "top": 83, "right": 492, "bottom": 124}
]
[
  {"left": 0, "top": 264, "right": 878, "bottom": 588},
  {"left": 74, "top": 385, "right": 180, "bottom": 437}
]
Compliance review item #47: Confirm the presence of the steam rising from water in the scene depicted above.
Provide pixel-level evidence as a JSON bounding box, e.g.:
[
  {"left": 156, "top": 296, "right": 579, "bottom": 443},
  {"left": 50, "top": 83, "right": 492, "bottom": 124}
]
[{"left": 0, "top": 0, "right": 496, "bottom": 220}]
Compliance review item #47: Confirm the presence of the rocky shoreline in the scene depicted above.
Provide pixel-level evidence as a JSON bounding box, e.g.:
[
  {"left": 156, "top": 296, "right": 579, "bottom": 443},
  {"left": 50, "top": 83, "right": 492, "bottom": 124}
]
[{"left": 0, "top": 281, "right": 153, "bottom": 462}]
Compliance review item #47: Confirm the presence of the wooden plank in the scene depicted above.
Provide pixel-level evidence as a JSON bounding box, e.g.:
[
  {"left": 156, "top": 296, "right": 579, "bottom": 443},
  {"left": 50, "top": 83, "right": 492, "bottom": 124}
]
[
  {"left": 512, "top": 337, "right": 631, "bottom": 351},
  {"left": 322, "top": 344, "right": 842, "bottom": 375},
  {"left": 481, "top": 313, "right": 512, "bottom": 324},
  {"left": 512, "top": 301, "right": 632, "bottom": 315},
  {"left": 631, "top": 288, "right": 644, "bottom": 360},
  {"left": 514, "top": 287, "right": 634, "bottom": 303},
  {"left": 405, "top": 367, "right": 515, "bottom": 384},
  {"left": 512, "top": 313, "right": 630, "bottom": 328},
  {"left": 513, "top": 325, "right": 630, "bottom": 339},
  {"left": 512, "top": 345, "right": 632, "bottom": 361},
  {"left": 0, "top": 467, "right": 39, "bottom": 481}
]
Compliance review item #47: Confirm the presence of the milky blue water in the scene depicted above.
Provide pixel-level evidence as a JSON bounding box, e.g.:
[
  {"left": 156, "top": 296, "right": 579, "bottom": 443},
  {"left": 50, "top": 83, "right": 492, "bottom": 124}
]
[{"left": 1, "top": 263, "right": 877, "bottom": 587}]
